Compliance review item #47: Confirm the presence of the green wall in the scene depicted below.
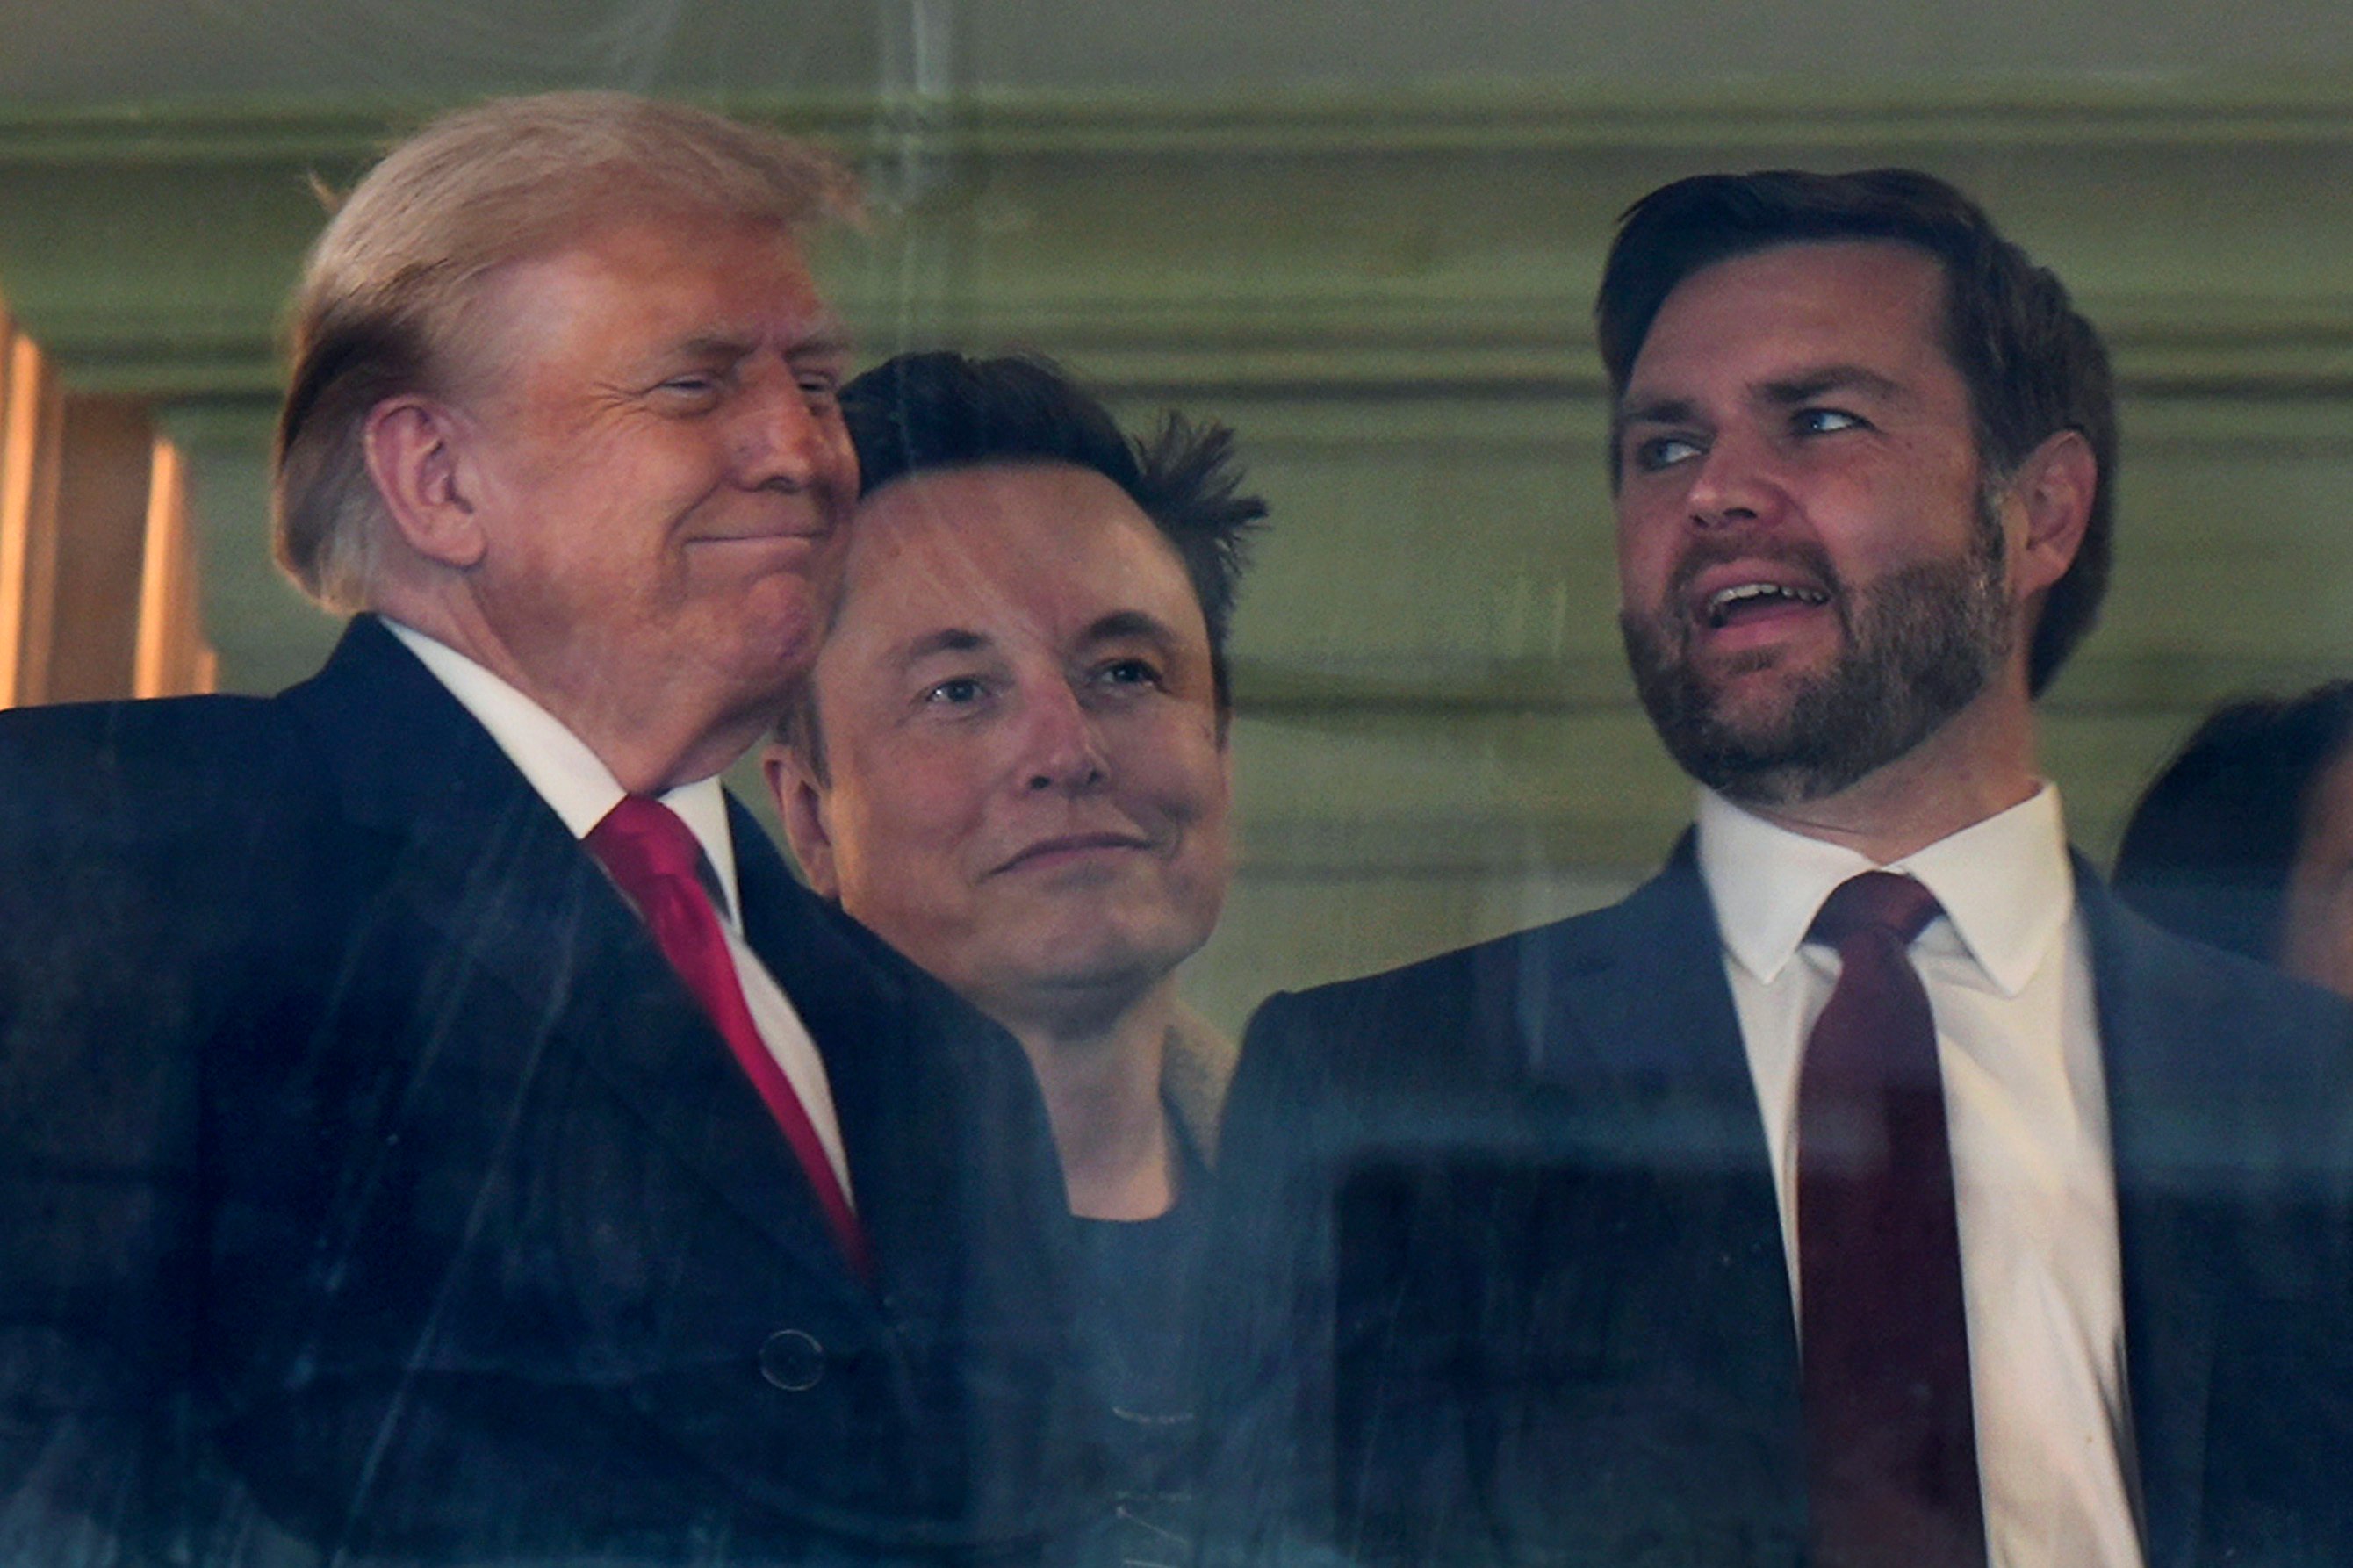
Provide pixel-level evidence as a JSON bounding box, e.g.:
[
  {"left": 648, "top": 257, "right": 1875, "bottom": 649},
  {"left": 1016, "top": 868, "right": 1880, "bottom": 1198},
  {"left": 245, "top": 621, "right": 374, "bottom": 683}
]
[{"left": 10, "top": 86, "right": 2353, "bottom": 1032}]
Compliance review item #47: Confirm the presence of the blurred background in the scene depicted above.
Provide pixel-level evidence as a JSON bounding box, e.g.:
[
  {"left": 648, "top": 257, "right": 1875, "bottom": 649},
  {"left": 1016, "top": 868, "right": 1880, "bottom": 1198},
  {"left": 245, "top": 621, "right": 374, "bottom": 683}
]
[{"left": 6, "top": 0, "right": 2353, "bottom": 1032}]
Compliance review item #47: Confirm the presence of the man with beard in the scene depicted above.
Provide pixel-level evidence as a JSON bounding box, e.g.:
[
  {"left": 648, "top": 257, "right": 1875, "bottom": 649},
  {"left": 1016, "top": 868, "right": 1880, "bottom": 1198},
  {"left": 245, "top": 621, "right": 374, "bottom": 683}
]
[{"left": 1199, "top": 170, "right": 2353, "bottom": 1568}]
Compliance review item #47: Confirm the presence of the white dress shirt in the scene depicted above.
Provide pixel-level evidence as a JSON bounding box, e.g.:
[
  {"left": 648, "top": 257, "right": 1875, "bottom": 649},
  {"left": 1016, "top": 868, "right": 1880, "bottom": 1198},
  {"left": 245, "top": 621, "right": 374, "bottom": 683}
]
[
  {"left": 1695, "top": 785, "right": 2140, "bottom": 1568},
  {"left": 389, "top": 622, "right": 854, "bottom": 1201}
]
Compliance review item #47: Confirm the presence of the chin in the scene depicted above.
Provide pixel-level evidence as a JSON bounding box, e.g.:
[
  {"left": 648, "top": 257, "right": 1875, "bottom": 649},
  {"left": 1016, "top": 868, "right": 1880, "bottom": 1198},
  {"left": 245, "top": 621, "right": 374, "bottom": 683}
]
[
  {"left": 1010, "top": 930, "right": 1191, "bottom": 1008},
  {"left": 708, "top": 615, "right": 823, "bottom": 696}
]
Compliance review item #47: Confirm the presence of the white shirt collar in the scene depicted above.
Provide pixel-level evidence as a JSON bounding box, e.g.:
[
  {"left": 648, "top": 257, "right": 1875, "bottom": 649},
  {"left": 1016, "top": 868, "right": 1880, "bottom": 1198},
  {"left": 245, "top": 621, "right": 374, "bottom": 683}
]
[
  {"left": 1696, "top": 782, "right": 2075, "bottom": 997},
  {"left": 386, "top": 621, "right": 742, "bottom": 921}
]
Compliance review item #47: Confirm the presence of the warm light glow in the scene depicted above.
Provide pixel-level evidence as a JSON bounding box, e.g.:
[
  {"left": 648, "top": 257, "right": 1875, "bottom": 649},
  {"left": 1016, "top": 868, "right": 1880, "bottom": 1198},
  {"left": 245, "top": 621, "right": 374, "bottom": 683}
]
[
  {"left": 133, "top": 435, "right": 185, "bottom": 699},
  {"left": 0, "top": 331, "right": 47, "bottom": 708}
]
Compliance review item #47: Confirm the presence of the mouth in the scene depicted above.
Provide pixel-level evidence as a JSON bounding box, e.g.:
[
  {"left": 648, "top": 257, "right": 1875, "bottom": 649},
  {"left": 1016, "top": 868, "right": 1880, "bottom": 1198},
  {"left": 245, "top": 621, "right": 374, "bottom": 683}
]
[
  {"left": 992, "top": 831, "right": 1155, "bottom": 875},
  {"left": 688, "top": 521, "right": 835, "bottom": 548},
  {"left": 1698, "top": 579, "right": 1831, "bottom": 629},
  {"left": 1673, "top": 545, "right": 1839, "bottom": 639}
]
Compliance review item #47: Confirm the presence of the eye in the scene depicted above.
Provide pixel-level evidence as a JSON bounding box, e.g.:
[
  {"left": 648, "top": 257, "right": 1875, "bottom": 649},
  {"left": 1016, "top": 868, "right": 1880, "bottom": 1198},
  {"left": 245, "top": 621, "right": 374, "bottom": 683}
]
[
  {"left": 1092, "top": 657, "right": 1164, "bottom": 691},
  {"left": 651, "top": 371, "right": 728, "bottom": 410},
  {"left": 1627, "top": 433, "right": 1703, "bottom": 475},
  {"left": 1793, "top": 406, "right": 1867, "bottom": 436},
  {"left": 795, "top": 368, "right": 841, "bottom": 406},
  {"left": 921, "top": 675, "right": 989, "bottom": 708}
]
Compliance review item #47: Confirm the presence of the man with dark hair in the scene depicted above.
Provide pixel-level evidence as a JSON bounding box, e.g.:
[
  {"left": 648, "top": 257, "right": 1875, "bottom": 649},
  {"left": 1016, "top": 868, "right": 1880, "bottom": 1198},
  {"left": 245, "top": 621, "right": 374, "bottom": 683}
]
[
  {"left": 781, "top": 349, "right": 1259, "bottom": 742},
  {"left": 1595, "top": 168, "right": 2118, "bottom": 699},
  {"left": 0, "top": 98, "right": 1092, "bottom": 1564},
  {"left": 766, "top": 350, "right": 1264, "bottom": 1567},
  {"left": 2115, "top": 680, "right": 2353, "bottom": 993},
  {"left": 1205, "top": 169, "right": 2353, "bottom": 1567}
]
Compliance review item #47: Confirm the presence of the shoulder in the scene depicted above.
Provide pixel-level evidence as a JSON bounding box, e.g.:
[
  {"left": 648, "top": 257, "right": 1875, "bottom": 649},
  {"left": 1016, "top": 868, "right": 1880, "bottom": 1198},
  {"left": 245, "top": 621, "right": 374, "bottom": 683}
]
[
  {"left": 2083, "top": 874, "right": 2353, "bottom": 1177},
  {"left": 1242, "top": 869, "right": 1698, "bottom": 1087},
  {"left": 0, "top": 693, "right": 299, "bottom": 846},
  {"left": 2085, "top": 872, "right": 2353, "bottom": 1050},
  {"left": 0, "top": 690, "right": 281, "bottom": 764}
]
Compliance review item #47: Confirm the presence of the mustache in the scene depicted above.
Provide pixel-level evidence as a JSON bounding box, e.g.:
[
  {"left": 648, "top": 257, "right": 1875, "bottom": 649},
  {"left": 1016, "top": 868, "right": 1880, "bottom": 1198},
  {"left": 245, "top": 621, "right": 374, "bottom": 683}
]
[{"left": 1664, "top": 535, "right": 1845, "bottom": 605}]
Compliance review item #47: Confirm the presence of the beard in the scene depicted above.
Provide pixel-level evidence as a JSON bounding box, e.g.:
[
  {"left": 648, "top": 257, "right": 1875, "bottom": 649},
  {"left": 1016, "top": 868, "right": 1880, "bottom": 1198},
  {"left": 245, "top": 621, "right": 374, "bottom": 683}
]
[{"left": 1620, "top": 507, "right": 2012, "bottom": 807}]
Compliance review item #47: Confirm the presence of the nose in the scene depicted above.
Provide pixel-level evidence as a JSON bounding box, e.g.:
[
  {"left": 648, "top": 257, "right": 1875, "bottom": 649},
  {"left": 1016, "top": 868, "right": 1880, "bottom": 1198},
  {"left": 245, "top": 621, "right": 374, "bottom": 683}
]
[
  {"left": 738, "top": 377, "right": 854, "bottom": 500},
  {"left": 1682, "top": 428, "right": 1786, "bottom": 532},
  {"left": 1019, "top": 680, "right": 1110, "bottom": 795}
]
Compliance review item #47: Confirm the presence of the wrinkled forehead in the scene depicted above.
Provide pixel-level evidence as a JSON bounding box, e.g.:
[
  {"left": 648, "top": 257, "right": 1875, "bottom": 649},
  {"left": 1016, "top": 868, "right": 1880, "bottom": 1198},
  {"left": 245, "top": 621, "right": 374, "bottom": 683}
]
[{"left": 439, "top": 206, "right": 839, "bottom": 394}]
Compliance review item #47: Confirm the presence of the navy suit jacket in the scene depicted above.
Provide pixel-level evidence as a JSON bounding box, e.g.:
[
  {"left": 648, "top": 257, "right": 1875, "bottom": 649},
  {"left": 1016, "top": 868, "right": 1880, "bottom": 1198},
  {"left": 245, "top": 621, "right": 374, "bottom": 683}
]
[
  {"left": 1202, "top": 843, "right": 2353, "bottom": 1566},
  {"left": 0, "top": 617, "right": 1097, "bottom": 1564}
]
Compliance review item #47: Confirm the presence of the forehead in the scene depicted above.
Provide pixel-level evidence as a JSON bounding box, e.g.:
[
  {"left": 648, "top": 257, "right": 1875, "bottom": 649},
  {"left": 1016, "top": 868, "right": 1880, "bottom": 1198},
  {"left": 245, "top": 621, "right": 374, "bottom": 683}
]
[
  {"left": 1626, "top": 239, "right": 1956, "bottom": 394},
  {"left": 835, "top": 462, "right": 1203, "bottom": 636},
  {"left": 460, "top": 214, "right": 838, "bottom": 386}
]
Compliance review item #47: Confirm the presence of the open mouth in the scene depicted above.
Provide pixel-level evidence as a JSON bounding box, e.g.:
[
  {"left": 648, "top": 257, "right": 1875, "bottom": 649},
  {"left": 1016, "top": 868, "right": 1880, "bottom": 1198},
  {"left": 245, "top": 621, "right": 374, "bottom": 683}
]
[{"left": 1702, "top": 580, "right": 1831, "bottom": 629}]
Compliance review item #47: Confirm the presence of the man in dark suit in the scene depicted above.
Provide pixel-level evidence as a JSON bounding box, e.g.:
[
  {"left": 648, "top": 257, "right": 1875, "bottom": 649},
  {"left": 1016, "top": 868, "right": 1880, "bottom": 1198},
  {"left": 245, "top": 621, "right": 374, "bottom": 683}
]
[
  {"left": 1203, "top": 170, "right": 2353, "bottom": 1566},
  {"left": 0, "top": 93, "right": 1092, "bottom": 1564}
]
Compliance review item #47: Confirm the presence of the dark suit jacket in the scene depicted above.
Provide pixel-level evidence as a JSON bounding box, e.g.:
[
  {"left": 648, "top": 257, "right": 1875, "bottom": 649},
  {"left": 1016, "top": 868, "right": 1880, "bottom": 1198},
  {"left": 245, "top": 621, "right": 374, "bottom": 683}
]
[
  {"left": 1200, "top": 843, "right": 2353, "bottom": 1567},
  {"left": 0, "top": 617, "right": 1097, "bottom": 1565}
]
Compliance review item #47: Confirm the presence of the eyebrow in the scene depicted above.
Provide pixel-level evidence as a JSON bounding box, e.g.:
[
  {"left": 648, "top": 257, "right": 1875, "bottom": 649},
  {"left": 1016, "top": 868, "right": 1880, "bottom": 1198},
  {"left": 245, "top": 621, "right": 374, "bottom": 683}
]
[
  {"left": 787, "top": 326, "right": 853, "bottom": 361},
  {"left": 1614, "top": 364, "right": 1912, "bottom": 443},
  {"left": 1078, "top": 610, "right": 1184, "bottom": 651},
  {"left": 1757, "top": 364, "right": 1909, "bottom": 406},
  {"left": 1615, "top": 394, "right": 1701, "bottom": 433},
  {"left": 669, "top": 323, "right": 853, "bottom": 363},
  {"left": 892, "top": 628, "right": 991, "bottom": 669}
]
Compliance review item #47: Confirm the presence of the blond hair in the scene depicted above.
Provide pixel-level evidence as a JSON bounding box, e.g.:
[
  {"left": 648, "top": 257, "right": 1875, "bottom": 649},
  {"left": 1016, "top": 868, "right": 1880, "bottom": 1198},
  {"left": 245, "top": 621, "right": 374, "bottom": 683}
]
[{"left": 273, "top": 91, "right": 858, "bottom": 610}]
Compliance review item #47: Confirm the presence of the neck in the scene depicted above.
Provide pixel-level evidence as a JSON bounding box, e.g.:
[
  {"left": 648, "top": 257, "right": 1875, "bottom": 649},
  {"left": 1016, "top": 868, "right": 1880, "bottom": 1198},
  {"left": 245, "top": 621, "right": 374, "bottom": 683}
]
[
  {"left": 1737, "top": 678, "right": 2042, "bottom": 864},
  {"left": 374, "top": 595, "right": 757, "bottom": 795},
  {"left": 1000, "top": 980, "right": 1178, "bottom": 1222}
]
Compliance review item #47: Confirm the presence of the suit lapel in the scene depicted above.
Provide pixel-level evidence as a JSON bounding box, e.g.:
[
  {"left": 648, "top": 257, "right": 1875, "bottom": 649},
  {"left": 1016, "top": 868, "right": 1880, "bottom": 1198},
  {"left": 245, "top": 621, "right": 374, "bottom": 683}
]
[
  {"left": 731, "top": 799, "right": 946, "bottom": 1297},
  {"left": 1522, "top": 838, "right": 1803, "bottom": 1385},
  {"left": 1526, "top": 838, "right": 1784, "bottom": 1172},
  {"left": 277, "top": 617, "right": 863, "bottom": 1292}
]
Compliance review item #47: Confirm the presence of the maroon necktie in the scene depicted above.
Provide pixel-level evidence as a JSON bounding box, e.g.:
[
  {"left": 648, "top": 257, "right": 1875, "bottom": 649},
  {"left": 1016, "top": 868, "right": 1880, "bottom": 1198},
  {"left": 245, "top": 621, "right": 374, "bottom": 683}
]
[
  {"left": 586, "top": 795, "right": 873, "bottom": 1281},
  {"left": 1796, "top": 871, "right": 1985, "bottom": 1568}
]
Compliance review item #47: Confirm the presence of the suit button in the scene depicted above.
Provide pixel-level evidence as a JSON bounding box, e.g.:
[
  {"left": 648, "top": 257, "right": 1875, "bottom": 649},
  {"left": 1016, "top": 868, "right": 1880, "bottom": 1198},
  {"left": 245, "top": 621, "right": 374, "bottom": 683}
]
[{"left": 759, "top": 1328, "right": 826, "bottom": 1392}]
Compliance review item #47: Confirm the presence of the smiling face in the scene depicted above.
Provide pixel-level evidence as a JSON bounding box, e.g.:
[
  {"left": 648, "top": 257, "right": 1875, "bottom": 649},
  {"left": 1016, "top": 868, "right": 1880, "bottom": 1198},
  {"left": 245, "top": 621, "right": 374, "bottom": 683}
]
[
  {"left": 1612, "top": 240, "right": 2025, "bottom": 806},
  {"left": 773, "top": 462, "right": 1232, "bottom": 1034},
  {"left": 441, "top": 213, "right": 858, "bottom": 776}
]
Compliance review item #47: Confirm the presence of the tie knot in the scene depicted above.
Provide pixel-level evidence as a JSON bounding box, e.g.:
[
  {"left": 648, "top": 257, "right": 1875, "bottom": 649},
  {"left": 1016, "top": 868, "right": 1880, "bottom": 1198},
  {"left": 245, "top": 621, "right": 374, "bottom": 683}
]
[
  {"left": 586, "top": 795, "right": 706, "bottom": 890},
  {"left": 1810, "top": 870, "right": 1941, "bottom": 950}
]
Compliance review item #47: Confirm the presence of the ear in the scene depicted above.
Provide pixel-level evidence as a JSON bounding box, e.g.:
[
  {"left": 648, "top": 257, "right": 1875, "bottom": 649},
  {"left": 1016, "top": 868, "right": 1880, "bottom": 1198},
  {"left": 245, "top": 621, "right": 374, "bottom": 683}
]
[
  {"left": 363, "top": 394, "right": 487, "bottom": 570},
  {"left": 766, "top": 741, "right": 840, "bottom": 898},
  {"left": 2004, "top": 428, "right": 2097, "bottom": 601}
]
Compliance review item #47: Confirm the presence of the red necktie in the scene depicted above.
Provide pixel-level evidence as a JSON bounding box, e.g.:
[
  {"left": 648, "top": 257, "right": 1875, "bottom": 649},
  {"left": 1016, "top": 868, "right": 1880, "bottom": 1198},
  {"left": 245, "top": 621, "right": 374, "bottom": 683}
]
[
  {"left": 1796, "top": 871, "right": 1985, "bottom": 1568},
  {"left": 586, "top": 795, "right": 873, "bottom": 1281}
]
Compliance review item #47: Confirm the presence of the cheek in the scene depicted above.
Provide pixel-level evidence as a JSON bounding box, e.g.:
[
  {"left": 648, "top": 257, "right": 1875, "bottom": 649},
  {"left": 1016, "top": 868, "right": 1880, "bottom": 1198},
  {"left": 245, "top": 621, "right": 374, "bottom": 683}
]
[
  {"left": 830, "top": 747, "right": 993, "bottom": 889},
  {"left": 1123, "top": 716, "right": 1230, "bottom": 820},
  {"left": 1614, "top": 509, "right": 1678, "bottom": 605},
  {"left": 817, "top": 427, "right": 860, "bottom": 508}
]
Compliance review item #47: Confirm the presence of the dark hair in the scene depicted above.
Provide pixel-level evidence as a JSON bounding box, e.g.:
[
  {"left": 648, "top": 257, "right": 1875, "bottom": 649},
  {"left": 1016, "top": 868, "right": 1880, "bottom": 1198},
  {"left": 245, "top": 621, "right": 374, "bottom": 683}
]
[
  {"left": 2113, "top": 681, "right": 2353, "bottom": 964},
  {"left": 839, "top": 350, "right": 1264, "bottom": 706},
  {"left": 782, "top": 352, "right": 1266, "bottom": 775},
  {"left": 1594, "top": 168, "right": 2116, "bottom": 695}
]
